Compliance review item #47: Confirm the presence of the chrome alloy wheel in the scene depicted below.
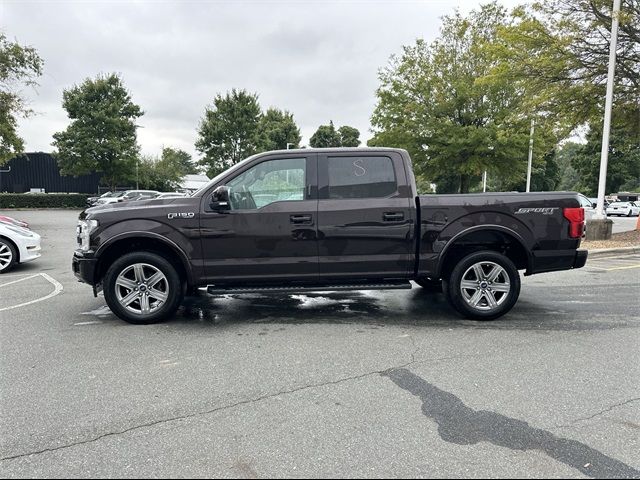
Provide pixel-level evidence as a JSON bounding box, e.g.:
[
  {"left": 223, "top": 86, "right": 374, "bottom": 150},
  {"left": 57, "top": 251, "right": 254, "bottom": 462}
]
[
  {"left": 459, "top": 261, "right": 510, "bottom": 311},
  {"left": 115, "top": 263, "right": 169, "bottom": 315},
  {"left": 0, "top": 243, "right": 13, "bottom": 271}
]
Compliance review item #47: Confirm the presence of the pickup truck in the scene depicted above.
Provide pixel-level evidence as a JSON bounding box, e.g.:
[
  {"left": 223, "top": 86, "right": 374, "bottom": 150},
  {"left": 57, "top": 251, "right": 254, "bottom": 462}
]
[{"left": 73, "top": 148, "right": 587, "bottom": 324}]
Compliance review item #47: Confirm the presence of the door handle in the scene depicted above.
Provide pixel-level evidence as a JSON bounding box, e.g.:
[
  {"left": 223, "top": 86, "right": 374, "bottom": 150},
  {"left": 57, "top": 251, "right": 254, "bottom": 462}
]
[
  {"left": 383, "top": 212, "right": 404, "bottom": 222},
  {"left": 290, "top": 214, "right": 313, "bottom": 225}
]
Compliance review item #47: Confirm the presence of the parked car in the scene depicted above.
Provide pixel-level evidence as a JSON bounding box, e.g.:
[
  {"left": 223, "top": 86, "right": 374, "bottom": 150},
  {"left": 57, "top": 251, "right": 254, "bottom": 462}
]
[
  {"left": 74, "top": 147, "right": 587, "bottom": 324},
  {"left": 578, "top": 194, "right": 600, "bottom": 220},
  {"left": 605, "top": 201, "right": 640, "bottom": 216},
  {"left": 155, "top": 192, "right": 188, "bottom": 199},
  {"left": 587, "top": 197, "right": 610, "bottom": 209},
  {"left": 95, "top": 190, "right": 159, "bottom": 205},
  {"left": 0, "top": 215, "right": 29, "bottom": 229},
  {"left": 86, "top": 191, "right": 124, "bottom": 207},
  {"left": 0, "top": 222, "right": 41, "bottom": 273}
]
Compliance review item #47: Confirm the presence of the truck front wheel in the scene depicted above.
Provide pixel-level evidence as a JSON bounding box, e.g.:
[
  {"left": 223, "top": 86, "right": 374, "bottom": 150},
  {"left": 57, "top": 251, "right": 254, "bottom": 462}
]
[
  {"left": 444, "top": 251, "right": 520, "bottom": 320},
  {"left": 103, "top": 252, "right": 184, "bottom": 324}
]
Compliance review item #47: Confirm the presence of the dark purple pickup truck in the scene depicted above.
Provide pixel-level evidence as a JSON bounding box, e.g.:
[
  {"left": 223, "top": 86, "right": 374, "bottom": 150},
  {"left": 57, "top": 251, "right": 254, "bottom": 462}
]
[{"left": 73, "top": 148, "right": 587, "bottom": 324}]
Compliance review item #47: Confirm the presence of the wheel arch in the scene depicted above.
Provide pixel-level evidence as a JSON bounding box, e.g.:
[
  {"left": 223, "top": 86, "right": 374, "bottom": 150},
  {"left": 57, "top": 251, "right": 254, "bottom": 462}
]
[
  {"left": 94, "top": 232, "right": 193, "bottom": 287},
  {"left": 436, "top": 226, "right": 532, "bottom": 279}
]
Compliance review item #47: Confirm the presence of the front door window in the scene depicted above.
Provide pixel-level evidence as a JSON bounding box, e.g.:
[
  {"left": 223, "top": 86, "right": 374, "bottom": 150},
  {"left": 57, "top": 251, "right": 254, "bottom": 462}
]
[{"left": 226, "top": 158, "right": 306, "bottom": 210}]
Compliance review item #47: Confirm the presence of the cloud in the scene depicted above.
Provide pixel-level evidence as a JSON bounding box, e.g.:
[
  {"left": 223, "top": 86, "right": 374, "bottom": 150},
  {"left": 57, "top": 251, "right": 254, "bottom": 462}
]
[{"left": 4, "top": 0, "right": 523, "bottom": 160}]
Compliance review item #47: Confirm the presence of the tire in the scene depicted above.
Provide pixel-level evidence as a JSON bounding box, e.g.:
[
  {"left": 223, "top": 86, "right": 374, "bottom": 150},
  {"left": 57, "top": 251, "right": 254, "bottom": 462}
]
[
  {"left": 103, "top": 251, "right": 184, "bottom": 324},
  {"left": 0, "top": 238, "right": 18, "bottom": 274},
  {"left": 415, "top": 278, "right": 442, "bottom": 293},
  {"left": 444, "top": 250, "right": 521, "bottom": 321},
  {"left": 626, "top": 210, "right": 632, "bottom": 217}
]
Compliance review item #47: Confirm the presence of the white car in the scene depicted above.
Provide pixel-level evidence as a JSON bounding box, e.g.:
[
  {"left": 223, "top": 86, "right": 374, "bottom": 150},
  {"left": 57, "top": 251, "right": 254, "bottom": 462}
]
[
  {"left": 155, "top": 192, "right": 188, "bottom": 199},
  {"left": 577, "top": 194, "right": 600, "bottom": 220},
  {"left": 0, "top": 221, "right": 42, "bottom": 273},
  {"left": 605, "top": 201, "right": 640, "bottom": 217},
  {"left": 95, "top": 190, "right": 160, "bottom": 205}
]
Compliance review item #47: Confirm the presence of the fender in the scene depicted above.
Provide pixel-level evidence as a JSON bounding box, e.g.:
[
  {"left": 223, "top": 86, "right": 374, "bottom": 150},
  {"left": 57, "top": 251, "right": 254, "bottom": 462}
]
[
  {"left": 94, "top": 227, "right": 195, "bottom": 286},
  {"left": 435, "top": 223, "right": 534, "bottom": 277}
]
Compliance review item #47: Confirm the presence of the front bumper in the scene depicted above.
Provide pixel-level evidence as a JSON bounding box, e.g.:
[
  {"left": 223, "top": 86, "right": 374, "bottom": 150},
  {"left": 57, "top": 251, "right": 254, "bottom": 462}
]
[
  {"left": 72, "top": 251, "right": 98, "bottom": 285},
  {"left": 528, "top": 249, "right": 588, "bottom": 275},
  {"left": 15, "top": 232, "right": 41, "bottom": 264}
]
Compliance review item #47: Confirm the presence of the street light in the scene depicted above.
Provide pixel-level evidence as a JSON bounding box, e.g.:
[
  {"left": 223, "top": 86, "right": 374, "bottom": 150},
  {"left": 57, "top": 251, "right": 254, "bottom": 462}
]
[
  {"left": 595, "top": 0, "right": 621, "bottom": 219},
  {"left": 526, "top": 119, "right": 535, "bottom": 192}
]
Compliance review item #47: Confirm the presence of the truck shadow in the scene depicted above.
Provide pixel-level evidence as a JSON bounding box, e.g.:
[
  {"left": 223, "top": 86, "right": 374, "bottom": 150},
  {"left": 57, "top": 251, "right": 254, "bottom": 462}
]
[{"left": 168, "top": 288, "right": 630, "bottom": 332}]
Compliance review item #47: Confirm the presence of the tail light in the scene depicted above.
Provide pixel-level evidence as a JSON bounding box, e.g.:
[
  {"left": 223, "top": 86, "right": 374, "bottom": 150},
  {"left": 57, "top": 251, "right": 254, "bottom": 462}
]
[{"left": 563, "top": 207, "right": 585, "bottom": 238}]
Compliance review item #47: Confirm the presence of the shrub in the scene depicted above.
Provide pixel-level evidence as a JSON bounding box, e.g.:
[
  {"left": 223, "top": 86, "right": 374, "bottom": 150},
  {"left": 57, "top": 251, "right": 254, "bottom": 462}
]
[{"left": 0, "top": 193, "right": 90, "bottom": 209}]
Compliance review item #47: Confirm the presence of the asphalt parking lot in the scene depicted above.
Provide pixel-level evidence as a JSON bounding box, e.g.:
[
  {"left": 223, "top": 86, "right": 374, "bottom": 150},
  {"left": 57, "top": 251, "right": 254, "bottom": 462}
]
[{"left": 1, "top": 210, "right": 639, "bottom": 479}]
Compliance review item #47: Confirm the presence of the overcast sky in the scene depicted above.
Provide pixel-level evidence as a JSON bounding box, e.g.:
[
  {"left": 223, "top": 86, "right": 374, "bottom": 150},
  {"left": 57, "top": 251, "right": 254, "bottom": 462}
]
[{"left": 3, "top": 0, "right": 523, "bottom": 165}]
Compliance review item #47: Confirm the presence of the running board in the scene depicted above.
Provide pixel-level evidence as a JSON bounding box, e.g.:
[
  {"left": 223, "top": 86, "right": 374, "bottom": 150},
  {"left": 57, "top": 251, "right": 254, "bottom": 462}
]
[{"left": 206, "top": 281, "right": 412, "bottom": 296}]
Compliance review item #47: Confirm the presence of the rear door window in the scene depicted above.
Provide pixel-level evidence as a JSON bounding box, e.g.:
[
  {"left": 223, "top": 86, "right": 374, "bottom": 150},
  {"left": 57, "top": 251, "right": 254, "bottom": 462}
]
[{"left": 327, "top": 156, "right": 397, "bottom": 199}]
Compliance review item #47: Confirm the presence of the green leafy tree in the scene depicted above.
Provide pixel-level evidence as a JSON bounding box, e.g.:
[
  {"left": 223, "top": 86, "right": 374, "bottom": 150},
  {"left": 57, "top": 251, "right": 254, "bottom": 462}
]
[
  {"left": 52, "top": 73, "right": 143, "bottom": 191},
  {"left": 338, "top": 125, "right": 360, "bottom": 147},
  {"left": 137, "top": 151, "right": 186, "bottom": 191},
  {"left": 555, "top": 142, "right": 583, "bottom": 191},
  {"left": 493, "top": 0, "right": 639, "bottom": 130},
  {"left": 370, "top": 3, "right": 556, "bottom": 193},
  {"left": 162, "top": 146, "right": 197, "bottom": 175},
  {"left": 196, "top": 89, "right": 261, "bottom": 177},
  {"left": 255, "top": 107, "right": 302, "bottom": 151},
  {"left": 0, "top": 33, "right": 44, "bottom": 165},
  {"left": 309, "top": 121, "right": 341, "bottom": 148},
  {"left": 571, "top": 106, "right": 640, "bottom": 196}
]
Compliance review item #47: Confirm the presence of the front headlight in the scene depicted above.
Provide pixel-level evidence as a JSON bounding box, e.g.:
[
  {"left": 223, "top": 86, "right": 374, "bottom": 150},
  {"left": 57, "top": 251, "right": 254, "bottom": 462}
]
[
  {"left": 5, "top": 224, "right": 35, "bottom": 238},
  {"left": 76, "top": 219, "right": 99, "bottom": 251}
]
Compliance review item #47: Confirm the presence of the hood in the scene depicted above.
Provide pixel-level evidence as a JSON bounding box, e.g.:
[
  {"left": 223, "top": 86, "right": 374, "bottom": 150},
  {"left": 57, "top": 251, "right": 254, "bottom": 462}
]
[{"left": 81, "top": 196, "right": 199, "bottom": 220}]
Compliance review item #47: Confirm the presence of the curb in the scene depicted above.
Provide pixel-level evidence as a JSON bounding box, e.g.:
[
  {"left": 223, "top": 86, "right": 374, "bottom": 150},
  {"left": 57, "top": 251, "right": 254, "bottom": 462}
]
[{"left": 586, "top": 246, "right": 640, "bottom": 258}]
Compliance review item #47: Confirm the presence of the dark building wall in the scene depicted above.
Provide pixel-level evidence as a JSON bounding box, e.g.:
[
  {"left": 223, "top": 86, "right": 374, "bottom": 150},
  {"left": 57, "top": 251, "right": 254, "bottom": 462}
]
[{"left": 0, "top": 153, "right": 102, "bottom": 194}]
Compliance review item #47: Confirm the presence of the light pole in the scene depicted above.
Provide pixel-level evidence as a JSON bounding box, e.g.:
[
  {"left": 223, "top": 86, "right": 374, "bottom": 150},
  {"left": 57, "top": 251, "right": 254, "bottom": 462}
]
[
  {"left": 526, "top": 119, "right": 535, "bottom": 192},
  {"left": 482, "top": 170, "right": 487, "bottom": 193},
  {"left": 595, "top": 0, "right": 621, "bottom": 219}
]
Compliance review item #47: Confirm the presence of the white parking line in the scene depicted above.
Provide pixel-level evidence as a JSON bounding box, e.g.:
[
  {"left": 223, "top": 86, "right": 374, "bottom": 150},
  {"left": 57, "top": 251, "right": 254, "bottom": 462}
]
[
  {"left": 0, "top": 273, "right": 64, "bottom": 313},
  {"left": 0, "top": 274, "right": 41, "bottom": 288}
]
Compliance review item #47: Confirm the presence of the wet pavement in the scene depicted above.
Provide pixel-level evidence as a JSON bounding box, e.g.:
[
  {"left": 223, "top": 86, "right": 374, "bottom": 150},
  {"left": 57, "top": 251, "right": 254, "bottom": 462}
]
[{"left": 1, "top": 210, "right": 638, "bottom": 478}]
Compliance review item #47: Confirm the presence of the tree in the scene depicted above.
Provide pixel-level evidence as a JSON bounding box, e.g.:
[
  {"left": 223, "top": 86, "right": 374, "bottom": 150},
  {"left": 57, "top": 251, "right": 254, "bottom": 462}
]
[
  {"left": 196, "top": 89, "right": 261, "bottom": 178},
  {"left": 493, "top": 0, "right": 639, "bottom": 130},
  {"left": 0, "top": 33, "right": 44, "bottom": 165},
  {"left": 161, "top": 146, "right": 197, "bottom": 175},
  {"left": 571, "top": 105, "right": 640, "bottom": 196},
  {"left": 137, "top": 151, "right": 186, "bottom": 191},
  {"left": 52, "top": 73, "right": 143, "bottom": 191},
  {"left": 555, "top": 142, "right": 583, "bottom": 191},
  {"left": 309, "top": 121, "right": 341, "bottom": 148},
  {"left": 370, "top": 3, "right": 556, "bottom": 193},
  {"left": 338, "top": 125, "right": 360, "bottom": 147},
  {"left": 255, "top": 107, "right": 302, "bottom": 152}
]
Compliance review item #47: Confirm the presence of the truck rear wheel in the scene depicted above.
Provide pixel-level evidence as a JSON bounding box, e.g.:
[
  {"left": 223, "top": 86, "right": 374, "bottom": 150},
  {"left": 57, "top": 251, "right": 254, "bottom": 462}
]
[
  {"left": 444, "top": 250, "right": 520, "bottom": 320},
  {"left": 103, "top": 252, "right": 183, "bottom": 324}
]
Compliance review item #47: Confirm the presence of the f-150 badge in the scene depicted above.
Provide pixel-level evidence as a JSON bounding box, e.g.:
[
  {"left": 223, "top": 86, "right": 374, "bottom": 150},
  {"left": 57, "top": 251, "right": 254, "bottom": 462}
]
[
  {"left": 167, "top": 212, "right": 195, "bottom": 219},
  {"left": 515, "top": 207, "right": 558, "bottom": 215}
]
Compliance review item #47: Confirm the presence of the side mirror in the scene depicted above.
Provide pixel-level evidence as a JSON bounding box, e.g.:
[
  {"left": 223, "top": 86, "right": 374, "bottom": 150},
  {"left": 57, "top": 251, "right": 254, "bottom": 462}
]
[{"left": 210, "top": 185, "right": 231, "bottom": 212}]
